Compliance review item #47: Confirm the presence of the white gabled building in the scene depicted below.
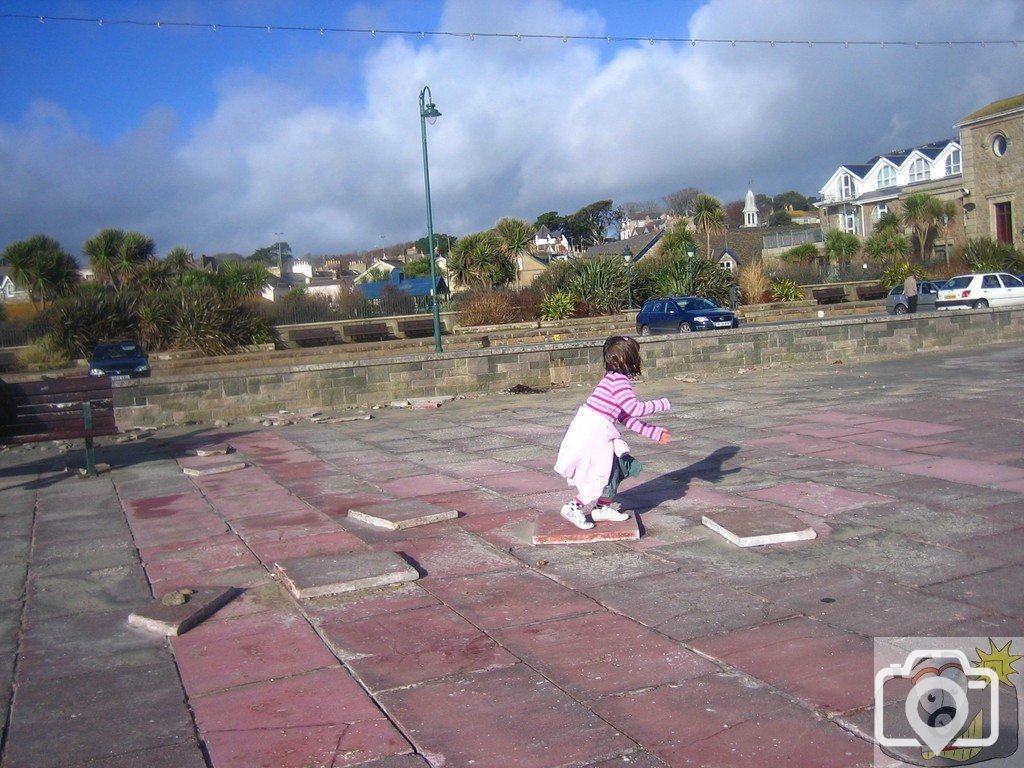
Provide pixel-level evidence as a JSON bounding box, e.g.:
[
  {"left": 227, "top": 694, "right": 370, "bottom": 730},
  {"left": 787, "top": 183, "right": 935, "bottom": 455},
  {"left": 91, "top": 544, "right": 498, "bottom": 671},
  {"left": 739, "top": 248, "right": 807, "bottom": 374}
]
[{"left": 816, "top": 139, "right": 963, "bottom": 237}]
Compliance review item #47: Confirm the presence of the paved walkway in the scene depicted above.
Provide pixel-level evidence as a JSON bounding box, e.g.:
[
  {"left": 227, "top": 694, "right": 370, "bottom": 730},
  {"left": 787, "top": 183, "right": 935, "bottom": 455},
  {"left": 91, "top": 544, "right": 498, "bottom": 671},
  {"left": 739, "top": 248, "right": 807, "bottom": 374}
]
[{"left": 1, "top": 342, "right": 1023, "bottom": 767}]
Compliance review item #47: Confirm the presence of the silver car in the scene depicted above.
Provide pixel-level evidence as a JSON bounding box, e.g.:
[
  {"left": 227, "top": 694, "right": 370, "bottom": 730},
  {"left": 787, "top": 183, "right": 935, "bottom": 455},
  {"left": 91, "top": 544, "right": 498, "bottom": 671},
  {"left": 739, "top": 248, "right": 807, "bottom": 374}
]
[{"left": 886, "top": 280, "right": 941, "bottom": 315}]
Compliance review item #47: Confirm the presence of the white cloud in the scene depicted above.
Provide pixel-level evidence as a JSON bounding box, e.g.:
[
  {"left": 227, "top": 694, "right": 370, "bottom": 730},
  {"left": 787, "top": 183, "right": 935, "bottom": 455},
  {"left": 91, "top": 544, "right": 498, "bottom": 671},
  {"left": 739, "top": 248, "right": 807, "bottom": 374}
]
[{"left": 1, "top": 0, "right": 1022, "bottom": 259}]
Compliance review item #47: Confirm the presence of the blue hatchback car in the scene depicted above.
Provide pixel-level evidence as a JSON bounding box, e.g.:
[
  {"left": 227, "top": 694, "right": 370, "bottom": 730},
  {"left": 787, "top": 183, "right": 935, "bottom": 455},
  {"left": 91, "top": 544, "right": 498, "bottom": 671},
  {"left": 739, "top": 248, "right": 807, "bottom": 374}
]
[
  {"left": 88, "top": 340, "right": 151, "bottom": 380},
  {"left": 635, "top": 296, "right": 739, "bottom": 335}
]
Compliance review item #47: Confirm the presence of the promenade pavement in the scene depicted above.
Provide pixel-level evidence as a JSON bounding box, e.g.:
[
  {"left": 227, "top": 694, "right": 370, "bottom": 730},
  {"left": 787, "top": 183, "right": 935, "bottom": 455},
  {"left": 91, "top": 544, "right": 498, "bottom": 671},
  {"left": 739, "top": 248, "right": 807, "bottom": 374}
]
[{"left": 1, "top": 341, "right": 1023, "bottom": 768}]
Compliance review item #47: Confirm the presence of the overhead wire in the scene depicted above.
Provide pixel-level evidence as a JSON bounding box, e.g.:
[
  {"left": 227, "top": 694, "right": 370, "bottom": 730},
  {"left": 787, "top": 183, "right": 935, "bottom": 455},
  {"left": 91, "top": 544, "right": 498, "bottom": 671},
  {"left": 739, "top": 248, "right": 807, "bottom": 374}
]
[{"left": 3, "top": 12, "right": 1021, "bottom": 49}]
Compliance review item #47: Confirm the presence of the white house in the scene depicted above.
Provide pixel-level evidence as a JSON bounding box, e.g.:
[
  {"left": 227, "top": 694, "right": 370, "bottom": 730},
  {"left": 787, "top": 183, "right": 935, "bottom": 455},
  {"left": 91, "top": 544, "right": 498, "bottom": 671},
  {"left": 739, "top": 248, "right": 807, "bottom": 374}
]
[
  {"left": 619, "top": 211, "right": 670, "bottom": 240},
  {"left": 816, "top": 139, "right": 963, "bottom": 236},
  {"left": 533, "top": 226, "right": 570, "bottom": 255}
]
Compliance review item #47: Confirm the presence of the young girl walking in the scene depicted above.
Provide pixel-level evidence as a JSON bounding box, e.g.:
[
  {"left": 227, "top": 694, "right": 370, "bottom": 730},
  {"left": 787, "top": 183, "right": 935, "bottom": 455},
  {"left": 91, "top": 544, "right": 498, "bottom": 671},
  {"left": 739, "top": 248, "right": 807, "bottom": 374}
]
[{"left": 554, "top": 335, "right": 671, "bottom": 529}]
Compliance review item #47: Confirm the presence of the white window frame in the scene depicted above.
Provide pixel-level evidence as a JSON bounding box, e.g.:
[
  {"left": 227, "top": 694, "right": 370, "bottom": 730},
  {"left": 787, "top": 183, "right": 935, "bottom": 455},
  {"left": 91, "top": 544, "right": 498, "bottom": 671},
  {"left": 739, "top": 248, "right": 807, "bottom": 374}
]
[
  {"left": 908, "top": 158, "right": 930, "bottom": 183},
  {"left": 841, "top": 208, "right": 858, "bottom": 234},
  {"left": 839, "top": 173, "right": 855, "bottom": 199},
  {"left": 944, "top": 148, "right": 961, "bottom": 176},
  {"left": 877, "top": 165, "right": 896, "bottom": 189}
]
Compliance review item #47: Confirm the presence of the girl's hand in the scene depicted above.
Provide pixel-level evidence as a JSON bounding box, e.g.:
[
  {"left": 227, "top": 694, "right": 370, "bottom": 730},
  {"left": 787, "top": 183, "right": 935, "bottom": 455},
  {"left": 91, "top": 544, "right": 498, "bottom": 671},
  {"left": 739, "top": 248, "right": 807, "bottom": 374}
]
[{"left": 659, "top": 430, "right": 671, "bottom": 445}]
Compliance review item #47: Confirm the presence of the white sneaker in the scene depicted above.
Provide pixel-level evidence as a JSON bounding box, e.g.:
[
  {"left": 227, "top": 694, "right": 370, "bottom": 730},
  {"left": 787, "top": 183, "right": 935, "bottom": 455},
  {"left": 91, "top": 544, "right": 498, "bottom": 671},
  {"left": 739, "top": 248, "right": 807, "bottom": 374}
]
[
  {"left": 591, "top": 504, "right": 630, "bottom": 522},
  {"left": 559, "top": 501, "right": 594, "bottom": 530}
]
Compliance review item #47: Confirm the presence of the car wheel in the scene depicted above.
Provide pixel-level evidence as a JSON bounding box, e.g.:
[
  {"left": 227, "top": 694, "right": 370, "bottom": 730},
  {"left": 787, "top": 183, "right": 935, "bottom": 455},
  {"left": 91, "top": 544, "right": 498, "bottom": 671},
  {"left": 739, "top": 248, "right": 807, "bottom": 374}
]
[
  {"left": 640, "top": 325, "right": 651, "bottom": 337},
  {"left": 973, "top": 299, "right": 989, "bottom": 309},
  {"left": 678, "top": 323, "right": 692, "bottom": 334},
  {"left": 894, "top": 304, "right": 907, "bottom": 315}
]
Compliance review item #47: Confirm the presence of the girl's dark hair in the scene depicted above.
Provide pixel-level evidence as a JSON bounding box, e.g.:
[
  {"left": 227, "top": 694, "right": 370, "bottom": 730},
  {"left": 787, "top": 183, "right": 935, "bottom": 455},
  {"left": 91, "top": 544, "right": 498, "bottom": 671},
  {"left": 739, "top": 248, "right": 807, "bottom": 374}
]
[{"left": 603, "top": 335, "right": 642, "bottom": 376}]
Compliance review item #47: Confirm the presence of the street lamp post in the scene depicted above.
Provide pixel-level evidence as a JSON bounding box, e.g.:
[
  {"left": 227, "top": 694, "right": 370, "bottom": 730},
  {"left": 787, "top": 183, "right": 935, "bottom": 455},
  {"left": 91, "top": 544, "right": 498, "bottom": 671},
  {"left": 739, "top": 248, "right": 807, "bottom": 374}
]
[
  {"left": 622, "top": 246, "right": 634, "bottom": 311},
  {"left": 686, "top": 244, "right": 696, "bottom": 295},
  {"left": 419, "top": 86, "right": 444, "bottom": 354},
  {"left": 274, "top": 231, "right": 284, "bottom": 274}
]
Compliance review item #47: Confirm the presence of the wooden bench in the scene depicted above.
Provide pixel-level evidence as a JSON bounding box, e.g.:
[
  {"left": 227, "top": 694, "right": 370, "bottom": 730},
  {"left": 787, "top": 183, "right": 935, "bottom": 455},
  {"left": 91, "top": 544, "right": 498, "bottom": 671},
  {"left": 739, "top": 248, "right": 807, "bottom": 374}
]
[
  {"left": 0, "top": 376, "right": 117, "bottom": 476},
  {"left": 287, "top": 327, "right": 339, "bottom": 347},
  {"left": 397, "top": 317, "right": 439, "bottom": 338},
  {"left": 344, "top": 322, "right": 392, "bottom": 343},
  {"left": 812, "top": 286, "right": 848, "bottom": 304},
  {"left": 855, "top": 284, "right": 888, "bottom": 301}
]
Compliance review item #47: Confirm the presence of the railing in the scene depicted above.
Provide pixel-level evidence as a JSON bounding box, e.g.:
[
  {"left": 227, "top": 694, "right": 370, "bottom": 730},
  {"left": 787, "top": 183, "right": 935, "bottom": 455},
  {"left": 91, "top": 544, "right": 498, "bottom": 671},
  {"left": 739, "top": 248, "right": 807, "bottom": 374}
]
[{"left": 762, "top": 229, "right": 823, "bottom": 250}]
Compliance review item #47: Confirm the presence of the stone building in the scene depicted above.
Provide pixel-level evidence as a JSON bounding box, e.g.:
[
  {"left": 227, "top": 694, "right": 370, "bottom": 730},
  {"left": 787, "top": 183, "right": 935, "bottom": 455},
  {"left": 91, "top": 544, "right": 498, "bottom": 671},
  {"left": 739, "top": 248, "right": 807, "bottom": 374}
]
[{"left": 957, "top": 93, "right": 1024, "bottom": 246}]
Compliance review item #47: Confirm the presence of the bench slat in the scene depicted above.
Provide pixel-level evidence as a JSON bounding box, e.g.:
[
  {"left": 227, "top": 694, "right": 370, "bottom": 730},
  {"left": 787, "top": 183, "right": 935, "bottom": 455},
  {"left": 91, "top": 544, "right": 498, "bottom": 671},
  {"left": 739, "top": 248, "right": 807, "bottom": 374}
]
[{"left": 6, "top": 376, "right": 113, "bottom": 398}]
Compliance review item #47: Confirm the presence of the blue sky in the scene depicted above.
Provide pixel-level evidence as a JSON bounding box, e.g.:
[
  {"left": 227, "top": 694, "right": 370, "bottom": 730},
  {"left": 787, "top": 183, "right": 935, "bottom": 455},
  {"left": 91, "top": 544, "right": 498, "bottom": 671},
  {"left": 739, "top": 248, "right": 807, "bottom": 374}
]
[{"left": 1, "top": 0, "right": 1023, "bottom": 259}]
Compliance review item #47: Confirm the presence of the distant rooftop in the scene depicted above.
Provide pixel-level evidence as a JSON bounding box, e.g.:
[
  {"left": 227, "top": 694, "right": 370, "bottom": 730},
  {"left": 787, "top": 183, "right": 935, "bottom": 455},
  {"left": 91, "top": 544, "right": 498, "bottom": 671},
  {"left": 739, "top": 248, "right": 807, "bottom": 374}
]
[{"left": 959, "top": 93, "right": 1024, "bottom": 124}]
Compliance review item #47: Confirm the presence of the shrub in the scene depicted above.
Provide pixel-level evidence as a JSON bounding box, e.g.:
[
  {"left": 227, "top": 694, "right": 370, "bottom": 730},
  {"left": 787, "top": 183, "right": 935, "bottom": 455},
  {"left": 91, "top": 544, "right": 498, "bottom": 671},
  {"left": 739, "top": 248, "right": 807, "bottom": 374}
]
[
  {"left": 539, "top": 291, "right": 577, "bottom": 321},
  {"left": 881, "top": 262, "right": 927, "bottom": 290},
  {"left": 49, "top": 291, "right": 139, "bottom": 358},
  {"left": 171, "top": 287, "right": 262, "bottom": 356},
  {"left": 532, "top": 259, "right": 577, "bottom": 296},
  {"left": 15, "top": 337, "right": 71, "bottom": 369},
  {"left": 738, "top": 262, "right": 772, "bottom": 304},
  {"left": 455, "top": 289, "right": 519, "bottom": 327},
  {"left": 567, "top": 257, "right": 628, "bottom": 316},
  {"left": 963, "top": 237, "right": 1024, "bottom": 274},
  {"left": 771, "top": 279, "right": 805, "bottom": 302}
]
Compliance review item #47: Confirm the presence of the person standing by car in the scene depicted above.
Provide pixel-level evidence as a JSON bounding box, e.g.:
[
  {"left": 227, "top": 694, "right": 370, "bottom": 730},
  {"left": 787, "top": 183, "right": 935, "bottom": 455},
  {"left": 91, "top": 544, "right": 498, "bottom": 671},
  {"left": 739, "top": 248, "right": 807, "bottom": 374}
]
[
  {"left": 728, "top": 283, "right": 739, "bottom": 311},
  {"left": 903, "top": 273, "right": 918, "bottom": 314}
]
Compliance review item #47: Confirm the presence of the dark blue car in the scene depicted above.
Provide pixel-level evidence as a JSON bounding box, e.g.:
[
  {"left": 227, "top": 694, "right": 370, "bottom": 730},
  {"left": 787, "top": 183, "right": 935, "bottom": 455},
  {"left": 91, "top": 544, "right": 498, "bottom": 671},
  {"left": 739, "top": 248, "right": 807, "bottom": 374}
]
[
  {"left": 636, "top": 296, "right": 739, "bottom": 335},
  {"left": 88, "top": 340, "right": 151, "bottom": 380}
]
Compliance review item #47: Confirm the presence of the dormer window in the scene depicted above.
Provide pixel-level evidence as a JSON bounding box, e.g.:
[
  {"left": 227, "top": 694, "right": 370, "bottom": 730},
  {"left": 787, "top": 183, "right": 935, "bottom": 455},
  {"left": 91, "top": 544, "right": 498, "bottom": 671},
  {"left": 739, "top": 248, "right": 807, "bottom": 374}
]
[
  {"left": 908, "top": 157, "right": 930, "bottom": 183},
  {"left": 840, "top": 173, "right": 855, "bottom": 198},
  {"left": 877, "top": 166, "right": 896, "bottom": 189},
  {"left": 944, "top": 148, "right": 961, "bottom": 175}
]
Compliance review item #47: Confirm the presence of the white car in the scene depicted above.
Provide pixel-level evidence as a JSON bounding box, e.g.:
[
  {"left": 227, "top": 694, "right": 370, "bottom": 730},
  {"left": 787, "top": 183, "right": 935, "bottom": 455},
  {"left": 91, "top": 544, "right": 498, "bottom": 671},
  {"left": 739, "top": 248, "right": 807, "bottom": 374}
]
[{"left": 935, "top": 272, "right": 1024, "bottom": 310}]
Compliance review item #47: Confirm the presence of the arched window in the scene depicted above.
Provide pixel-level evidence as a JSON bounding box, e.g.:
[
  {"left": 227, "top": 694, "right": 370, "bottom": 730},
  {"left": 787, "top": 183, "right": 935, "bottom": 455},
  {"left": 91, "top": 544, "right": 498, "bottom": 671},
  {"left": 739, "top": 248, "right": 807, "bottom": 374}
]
[
  {"left": 877, "top": 165, "right": 896, "bottom": 188},
  {"left": 908, "top": 158, "right": 930, "bottom": 183},
  {"left": 944, "top": 149, "right": 961, "bottom": 176}
]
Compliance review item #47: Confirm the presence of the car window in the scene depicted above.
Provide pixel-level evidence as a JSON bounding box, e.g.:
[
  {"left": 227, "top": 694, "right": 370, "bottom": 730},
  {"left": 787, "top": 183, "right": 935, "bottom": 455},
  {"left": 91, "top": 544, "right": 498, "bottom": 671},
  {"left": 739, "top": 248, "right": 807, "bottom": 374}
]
[
  {"left": 982, "top": 275, "right": 1001, "bottom": 289},
  {"left": 889, "top": 286, "right": 904, "bottom": 296},
  {"left": 945, "top": 277, "right": 971, "bottom": 290},
  {"left": 1000, "top": 274, "right": 1024, "bottom": 288},
  {"left": 93, "top": 343, "right": 142, "bottom": 359}
]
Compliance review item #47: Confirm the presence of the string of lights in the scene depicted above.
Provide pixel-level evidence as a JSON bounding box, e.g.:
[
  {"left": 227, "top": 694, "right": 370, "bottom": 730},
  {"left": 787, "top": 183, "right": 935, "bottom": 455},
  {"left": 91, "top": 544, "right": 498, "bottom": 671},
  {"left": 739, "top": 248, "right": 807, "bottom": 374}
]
[{"left": 2, "top": 12, "right": 1021, "bottom": 48}]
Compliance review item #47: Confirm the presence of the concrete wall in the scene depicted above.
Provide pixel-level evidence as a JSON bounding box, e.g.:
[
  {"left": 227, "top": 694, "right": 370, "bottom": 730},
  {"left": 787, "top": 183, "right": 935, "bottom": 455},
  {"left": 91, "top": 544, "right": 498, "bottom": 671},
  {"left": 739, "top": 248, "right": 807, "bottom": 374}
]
[{"left": 113, "top": 307, "right": 1024, "bottom": 427}]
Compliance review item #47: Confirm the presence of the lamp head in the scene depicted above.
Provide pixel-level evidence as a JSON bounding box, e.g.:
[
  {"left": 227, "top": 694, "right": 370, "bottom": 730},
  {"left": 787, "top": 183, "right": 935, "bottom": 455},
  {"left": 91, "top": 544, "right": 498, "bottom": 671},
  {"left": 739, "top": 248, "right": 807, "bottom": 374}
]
[
  {"left": 422, "top": 102, "right": 441, "bottom": 125},
  {"left": 622, "top": 246, "right": 633, "bottom": 263},
  {"left": 686, "top": 245, "right": 696, "bottom": 258}
]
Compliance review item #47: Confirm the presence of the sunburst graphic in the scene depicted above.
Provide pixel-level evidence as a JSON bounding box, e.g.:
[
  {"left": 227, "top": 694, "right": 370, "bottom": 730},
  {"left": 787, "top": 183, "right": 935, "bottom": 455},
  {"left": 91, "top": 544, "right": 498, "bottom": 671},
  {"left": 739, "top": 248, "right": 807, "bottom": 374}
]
[{"left": 975, "top": 639, "right": 1023, "bottom": 688}]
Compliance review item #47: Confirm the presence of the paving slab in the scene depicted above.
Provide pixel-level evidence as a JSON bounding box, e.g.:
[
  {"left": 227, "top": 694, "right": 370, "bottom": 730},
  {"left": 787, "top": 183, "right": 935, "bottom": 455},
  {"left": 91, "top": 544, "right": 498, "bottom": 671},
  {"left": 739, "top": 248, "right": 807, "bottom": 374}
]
[
  {"left": 493, "top": 610, "right": 717, "bottom": 700},
  {"left": 319, "top": 603, "right": 517, "bottom": 692},
  {"left": 128, "top": 586, "right": 238, "bottom": 636},
  {"left": 376, "top": 664, "right": 635, "bottom": 767},
  {"left": 171, "top": 609, "right": 341, "bottom": 694},
  {"left": 690, "top": 616, "right": 874, "bottom": 714},
  {"left": 591, "top": 673, "right": 874, "bottom": 767},
  {"left": 347, "top": 498, "right": 459, "bottom": 530},
  {"left": 422, "top": 568, "right": 602, "bottom": 629},
  {"left": 702, "top": 507, "right": 817, "bottom": 547},
  {"left": 532, "top": 510, "right": 641, "bottom": 544},
  {"left": 274, "top": 551, "right": 419, "bottom": 599},
  {"left": 181, "top": 458, "right": 248, "bottom": 476},
  {"left": 4, "top": 662, "right": 197, "bottom": 768}
]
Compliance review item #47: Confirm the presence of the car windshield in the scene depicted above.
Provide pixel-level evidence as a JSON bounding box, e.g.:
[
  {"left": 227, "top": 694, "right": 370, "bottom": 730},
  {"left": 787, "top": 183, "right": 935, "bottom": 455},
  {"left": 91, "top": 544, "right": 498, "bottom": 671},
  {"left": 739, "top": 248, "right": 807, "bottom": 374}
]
[
  {"left": 93, "top": 343, "right": 142, "bottom": 359},
  {"left": 944, "top": 277, "right": 972, "bottom": 290},
  {"left": 675, "top": 297, "right": 719, "bottom": 311}
]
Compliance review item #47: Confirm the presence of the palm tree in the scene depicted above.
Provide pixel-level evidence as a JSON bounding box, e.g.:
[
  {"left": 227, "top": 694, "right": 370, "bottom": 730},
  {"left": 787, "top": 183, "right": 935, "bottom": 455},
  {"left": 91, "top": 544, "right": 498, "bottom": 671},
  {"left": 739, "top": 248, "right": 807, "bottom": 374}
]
[
  {"left": 448, "top": 230, "right": 510, "bottom": 288},
  {"left": 865, "top": 226, "right": 910, "bottom": 267},
  {"left": 494, "top": 217, "right": 535, "bottom": 286},
  {"left": 692, "top": 193, "right": 725, "bottom": 259},
  {"left": 823, "top": 229, "right": 861, "bottom": 279},
  {"left": 658, "top": 218, "right": 698, "bottom": 257},
  {"left": 164, "top": 246, "right": 195, "bottom": 276},
  {"left": 901, "top": 192, "right": 942, "bottom": 264},
  {"left": 83, "top": 228, "right": 155, "bottom": 292},
  {"left": 1, "top": 234, "right": 78, "bottom": 309}
]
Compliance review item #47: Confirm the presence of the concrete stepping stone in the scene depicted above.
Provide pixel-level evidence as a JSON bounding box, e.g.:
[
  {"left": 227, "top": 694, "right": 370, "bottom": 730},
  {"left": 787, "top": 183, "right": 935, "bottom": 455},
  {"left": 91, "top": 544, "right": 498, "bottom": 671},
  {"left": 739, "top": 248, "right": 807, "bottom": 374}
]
[
  {"left": 182, "top": 459, "right": 247, "bottom": 477},
  {"left": 274, "top": 551, "right": 419, "bottom": 599},
  {"left": 187, "top": 443, "right": 232, "bottom": 457},
  {"left": 128, "top": 586, "right": 238, "bottom": 636},
  {"left": 348, "top": 499, "right": 458, "bottom": 530},
  {"left": 532, "top": 511, "right": 640, "bottom": 545},
  {"left": 702, "top": 508, "right": 816, "bottom": 547}
]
